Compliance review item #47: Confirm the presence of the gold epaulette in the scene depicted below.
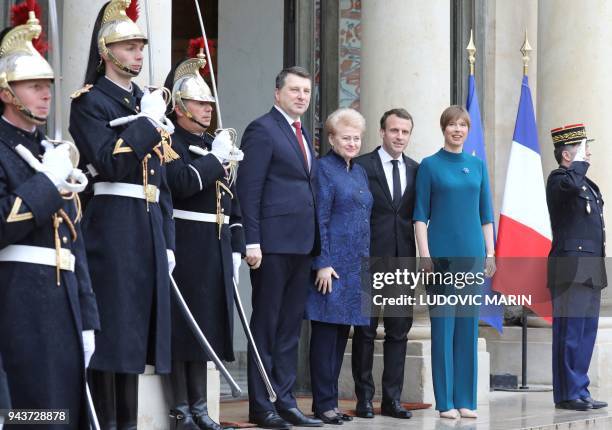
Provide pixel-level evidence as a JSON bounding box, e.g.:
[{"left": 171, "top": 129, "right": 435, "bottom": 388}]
[{"left": 70, "top": 84, "right": 93, "bottom": 99}]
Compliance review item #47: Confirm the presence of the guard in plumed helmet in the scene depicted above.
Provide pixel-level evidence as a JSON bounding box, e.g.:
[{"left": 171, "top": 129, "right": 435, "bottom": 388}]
[
  {"left": 0, "top": 3, "right": 99, "bottom": 428},
  {"left": 546, "top": 123, "right": 607, "bottom": 411},
  {"left": 68, "top": 0, "right": 176, "bottom": 428},
  {"left": 164, "top": 44, "right": 245, "bottom": 430}
]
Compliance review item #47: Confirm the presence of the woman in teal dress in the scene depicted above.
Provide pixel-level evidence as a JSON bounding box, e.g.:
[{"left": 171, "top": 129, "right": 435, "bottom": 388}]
[{"left": 413, "top": 105, "right": 496, "bottom": 419}]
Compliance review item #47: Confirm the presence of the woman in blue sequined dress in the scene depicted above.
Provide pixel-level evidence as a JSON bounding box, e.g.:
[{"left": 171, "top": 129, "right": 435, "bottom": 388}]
[{"left": 305, "top": 108, "right": 373, "bottom": 424}]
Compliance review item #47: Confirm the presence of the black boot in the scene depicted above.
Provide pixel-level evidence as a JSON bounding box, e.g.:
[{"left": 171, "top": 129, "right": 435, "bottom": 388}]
[
  {"left": 186, "top": 361, "right": 230, "bottom": 430},
  {"left": 88, "top": 369, "right": 118, "bottom": 430},
  {"left": 169, "top": 361, "right": 200, "bottom": 430},
  {"left": 116, "top": 373, "right": 139, "bottom": 430}
]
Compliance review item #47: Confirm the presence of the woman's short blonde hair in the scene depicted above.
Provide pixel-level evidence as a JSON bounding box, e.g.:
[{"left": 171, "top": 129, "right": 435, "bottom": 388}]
[
  {"left": 440, "top": 105, "right": 471, "bottom": 131},
  {"left": 325, "top": 108, "right": 366, "bottom": 136}
]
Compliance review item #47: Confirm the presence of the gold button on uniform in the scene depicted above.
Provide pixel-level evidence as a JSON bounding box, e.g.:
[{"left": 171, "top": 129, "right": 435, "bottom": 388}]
[
  {"left": 150, "top": 169, "right": 155, "bottom": 175},
  {"left": 147, "top": 154, "right": 152, "bottom": 159},
  {"left": 62, "top": 236, "right": 68, "bottom": 244}
]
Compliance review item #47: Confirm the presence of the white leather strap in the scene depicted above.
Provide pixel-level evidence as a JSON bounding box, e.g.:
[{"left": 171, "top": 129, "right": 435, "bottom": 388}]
[
  {"left": 93, "top": 182, "right": 160, "bottom": 203},
  {"left": 173, "top": 209, "right": 229, "bottom": 224},
  {"left": 0, "top": 245, "right": 75, "bottom": 272}
]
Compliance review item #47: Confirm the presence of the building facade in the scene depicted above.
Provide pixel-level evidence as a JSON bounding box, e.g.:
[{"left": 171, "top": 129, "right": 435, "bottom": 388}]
[{"left": 3, "top": 0, "right": 611, "bottom": 425}]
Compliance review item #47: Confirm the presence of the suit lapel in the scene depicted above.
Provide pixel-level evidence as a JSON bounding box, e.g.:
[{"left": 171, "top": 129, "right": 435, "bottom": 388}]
[
  {"left": 372, "top": 150, "right": 394, "bottom": 207},
  {"left": 271, "top": 107, "right": 310, "bottom": 176}
]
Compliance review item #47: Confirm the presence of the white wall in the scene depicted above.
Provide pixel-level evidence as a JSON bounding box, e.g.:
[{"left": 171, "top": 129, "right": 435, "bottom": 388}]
[{"left": 218, "top": 0, "right": 285, "bottom": 352}]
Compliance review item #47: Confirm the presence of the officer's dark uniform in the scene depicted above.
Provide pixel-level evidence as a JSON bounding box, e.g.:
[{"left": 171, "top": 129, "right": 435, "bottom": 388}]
[
  {"left": 0, "top": 119, "right": 100, "bottom": 429},
  {"left": 165, "top": 125, "right": 245, "bottom": 428},
  {"left": 69, "top": 76, "right": 175, "bottom": 427},
  {"left": 0, "top": 9, "right": 99, "bottom": 428},
  {"left": 546, "top": 124, "right": 607, "bottom": 408},
  {"left": 167, "top": 126, "right": 245, "bottom": 362},
  {"left": 70, "top": 76, "right": 174, "bottom": 371}
]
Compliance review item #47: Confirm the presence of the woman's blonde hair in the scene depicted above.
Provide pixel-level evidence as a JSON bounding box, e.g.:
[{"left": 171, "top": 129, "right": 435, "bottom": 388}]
[{"left": 325, "top": 108, "right": 366, "bottom": 136}]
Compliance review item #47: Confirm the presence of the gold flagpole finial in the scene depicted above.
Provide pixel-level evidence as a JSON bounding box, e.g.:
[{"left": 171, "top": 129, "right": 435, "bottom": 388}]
[
  {"left": 466, "top": 29, "right": 476, "bottom": 76},
  {"left": 520, "top": 30, "right": 532, "bottom": 76}
]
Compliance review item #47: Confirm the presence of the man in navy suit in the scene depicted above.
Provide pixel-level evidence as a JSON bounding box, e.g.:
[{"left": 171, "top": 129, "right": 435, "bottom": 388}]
[{"left": 237, "top": 66, "right": 322, "bottom": 429}]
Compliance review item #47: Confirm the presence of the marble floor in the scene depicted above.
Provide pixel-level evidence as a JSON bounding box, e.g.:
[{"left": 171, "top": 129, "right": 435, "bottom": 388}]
[
  {"left": 326, "top": 391, "right": 611, "bottom": 430},
  {"left": 220, "top": 386, "right": 612, "bottom": 430}
]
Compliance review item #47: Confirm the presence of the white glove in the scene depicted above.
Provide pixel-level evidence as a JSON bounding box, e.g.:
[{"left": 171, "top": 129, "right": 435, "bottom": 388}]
[
  {"left": 139, "top": 88, "right": 175, "bottom": 135},
  {"left": 232, "top": 252, "right": 242, "bottom": 284},
  {"left": 210, "top": 130, "right": 235, "bottom": 162},
  {"left": 157, "top": 116, "right": 175, "bottom": 135},
  {"left": 140, "top": 87, "right": 167, "bottom": 122},
  {"left": 61, "top": 168, "right": 88, "bottom": 193},
  {"left": 167, "top": 249, "right": 176, "bottom": 274},
  {"left": 41, "top": 142, "right": 73, "bottom": 188},
  {"left": 82, "top": 330, "right": 95, "bottom": 368},
  {"left": 573, "top": 139, "right": 587, "bottom": 162}
]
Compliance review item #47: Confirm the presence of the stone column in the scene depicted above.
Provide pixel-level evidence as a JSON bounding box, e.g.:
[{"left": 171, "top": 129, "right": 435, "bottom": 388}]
[
  {"left": 537, "top": 0, "right": 612, "bottom": 228},
  {"left": 360, "top": 0, "right": 450, "bottom": 160},
  {"left": 61, "top": 0, "right": 107, "bottom": 139}
]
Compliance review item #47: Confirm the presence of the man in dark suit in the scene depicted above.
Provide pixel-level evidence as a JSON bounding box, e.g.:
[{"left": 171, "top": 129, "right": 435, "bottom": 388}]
[
  {"left": 237, "top": 66, "right": 322, "bottom": 429},
  {"left": 546, "top": 124, "right": 607, "bottom": 412},
  {"left": 353, "top": 108, "right": 418, "bottom": 419}
]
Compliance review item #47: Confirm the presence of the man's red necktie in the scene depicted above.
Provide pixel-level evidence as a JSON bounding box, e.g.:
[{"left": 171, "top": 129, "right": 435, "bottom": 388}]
[{"left": 292, "top": 121, "right": 309, "bottom": 167}]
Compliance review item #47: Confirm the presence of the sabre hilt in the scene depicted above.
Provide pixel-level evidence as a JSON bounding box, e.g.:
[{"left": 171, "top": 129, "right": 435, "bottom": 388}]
[
  {"left": 109, "top": 86, "right": 175, "bottom": 134},
  {"left": 15, "top": 141, "right": 88, "bottom": 194},
  {"left": 214, "top": 128, "right": 242, "bottom": 186}
]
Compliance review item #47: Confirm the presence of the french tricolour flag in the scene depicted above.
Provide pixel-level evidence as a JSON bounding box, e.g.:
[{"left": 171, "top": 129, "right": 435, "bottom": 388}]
[{"left": 493, "top": 75, "right": 553, "bottom": 320}]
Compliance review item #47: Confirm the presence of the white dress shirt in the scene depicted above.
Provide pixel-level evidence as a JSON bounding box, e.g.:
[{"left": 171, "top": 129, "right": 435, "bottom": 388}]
[
  {"left": 378, "top": 146, "right": 406, "bottom": 197},
  {"left": 274, "top": 105, "right": 312, "bottom": 169}
]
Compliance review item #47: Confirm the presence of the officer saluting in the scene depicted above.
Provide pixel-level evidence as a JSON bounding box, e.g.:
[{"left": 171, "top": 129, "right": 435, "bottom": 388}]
[
  {"left": 69, "top": 0, "right": 175, "bottom": 427},
  {"left": 164, "top": 47, "right": 245, "bottom": 430},
  {"left": 0, "top": 7, "right": 99, "bottom": 428},
  {"left": 546, "top": 123, "right": 607, "bottom": 411}
]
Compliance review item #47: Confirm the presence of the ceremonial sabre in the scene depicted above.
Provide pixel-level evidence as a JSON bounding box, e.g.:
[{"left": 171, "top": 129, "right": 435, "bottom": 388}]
[
  {"left": 233, "top": 278, "right": 277, "bottom": 402},
  {"left": 193, "top": 0, "right": 222, "bottom": 127},
  {"left": 191, "top": 1, "right": 269, "bottom": 396},
  {"left": 142, "top": 0, "right": 154, "bottom": 86},
  {"left": 48, "top": 1, "right": 97, "bottom": 428},
  {"left": 192, "top": 0, "right": 243, "bottom": 186},
  {"left": 48, "top": 0, "right": 61, "bottom": 141},
  {"left": 170, "top": 273, "right": 242, "bottom": 398}
]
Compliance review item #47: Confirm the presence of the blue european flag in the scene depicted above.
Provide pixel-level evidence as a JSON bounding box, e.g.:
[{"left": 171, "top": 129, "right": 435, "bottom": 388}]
[{"left": 464, "top": 74, "right": 504, "bottom": 333}]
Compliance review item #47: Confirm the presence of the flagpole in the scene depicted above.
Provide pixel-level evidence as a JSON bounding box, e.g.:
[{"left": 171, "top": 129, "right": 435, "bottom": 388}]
[
  {"left": 519, "top": 30, "right": 532, "bottom": 391},
  {"left": 467, "top": 29, "right": 476, "bottom": 76}
]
